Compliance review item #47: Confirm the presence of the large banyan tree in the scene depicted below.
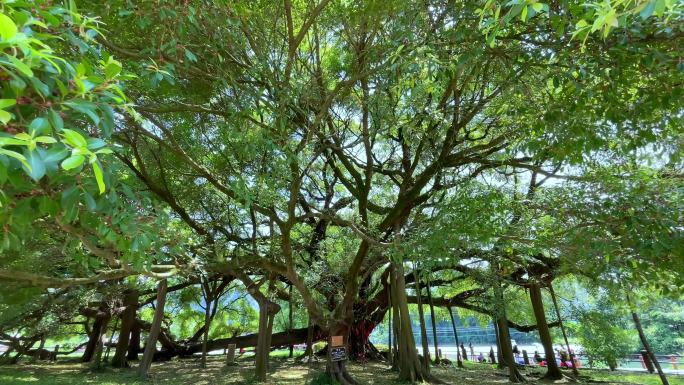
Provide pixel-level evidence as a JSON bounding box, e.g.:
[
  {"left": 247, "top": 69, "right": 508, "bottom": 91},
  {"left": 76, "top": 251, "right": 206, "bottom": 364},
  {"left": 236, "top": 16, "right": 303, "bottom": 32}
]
[{"left": 0, "top": 0, "right": 681, "bottom": 384}]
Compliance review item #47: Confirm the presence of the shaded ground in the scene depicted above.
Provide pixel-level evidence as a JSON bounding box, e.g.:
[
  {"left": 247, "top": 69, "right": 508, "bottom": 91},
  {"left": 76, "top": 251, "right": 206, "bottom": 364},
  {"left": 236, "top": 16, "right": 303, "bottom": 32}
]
[{"left": 0, "top": 355, "right": 682, "bottom": 385}]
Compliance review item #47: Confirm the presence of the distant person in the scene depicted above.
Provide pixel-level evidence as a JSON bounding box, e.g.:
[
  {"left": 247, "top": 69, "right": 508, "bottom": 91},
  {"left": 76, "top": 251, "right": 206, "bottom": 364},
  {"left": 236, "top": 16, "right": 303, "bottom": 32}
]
[
  {"left": 469, "top": 342, "right": 475, "bottom": 359},
  {"left": 489, "top": 347, "right": 496, "bottom": 364},
  {"left": 670, "top": 354, "right": 679, "bottom": 370},
  {"left": 534, "top": 351, "right": 542, "bottom": 363},
  {"left": 559, "top": 349, "right": 569, "bottom": 368},
  {"left": 477, "top": 352, "right": 485, "bottom": 363},
  {"left": 512, "top": 344, "right": 519, "bottom": 355},
  {"left": 460, "top": 343, "right": 468, "bottom": 361}
]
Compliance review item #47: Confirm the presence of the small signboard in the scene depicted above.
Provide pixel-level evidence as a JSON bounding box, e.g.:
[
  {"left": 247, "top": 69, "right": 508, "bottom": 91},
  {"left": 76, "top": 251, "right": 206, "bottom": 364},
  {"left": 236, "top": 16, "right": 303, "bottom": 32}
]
[
  {"left": 331, "top": 346, "right": 347, "bottom": 362},
  {"left": 331, "top": 335, "right": 344, "bottom": 347}
]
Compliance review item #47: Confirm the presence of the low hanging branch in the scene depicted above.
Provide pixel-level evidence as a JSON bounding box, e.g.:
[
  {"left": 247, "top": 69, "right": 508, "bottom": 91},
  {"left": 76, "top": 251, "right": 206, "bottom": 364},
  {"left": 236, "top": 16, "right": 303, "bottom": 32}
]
[{"left": 0, "top": 265, "right": 177, "bottom": 288}]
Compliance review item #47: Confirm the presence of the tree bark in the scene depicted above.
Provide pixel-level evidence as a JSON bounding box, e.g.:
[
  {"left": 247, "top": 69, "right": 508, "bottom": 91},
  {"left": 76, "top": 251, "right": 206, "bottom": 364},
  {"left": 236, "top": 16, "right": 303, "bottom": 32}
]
[
  {"left": 112, "top": 289, "right": 138, "bottom": 368},
  {"left": 387, "top": 283, "right": 393, "bottom": 364},
  {"left": 412, "top": 266, "right": 431, "bottom": 372},
  {"left": 447, "top": 307, "right": 464, "bottom": 368},
  {"left": 302, "top": 316, "right": 315, "bottom": 363},
  {"left": 391, "top": 281, "right": 400, "bottom": 368},
  {"left": 254, "top": 297, "right": 279, "bottom": 381},
  {"left": 494, "top": 318, "right": 504, "bottom": 367},
  {"left": 30, "top": 336, "right": 45, "bottom": 363},
  {"left": 529, "top": 283, "right": 562, "bottom": 379},
  {"left": 391, "top": 261, "right": 435, "bottom": 383},
  {"left": 496, "top": 315, "right": 525, "bottom": 382},
  {"left": 90, "top": 318, "right": 110, "bottom": 370},
  {"left": 200, "top": 294, "right": 212, "bottom": 368},
  {"left": 138, "top": 279, "right": 167, "bottom": 378},
  {"left": 288, "top": 284, "right": 294, "bottom": 358},
  {"left": 82, "top": 316, "right": 106, "bottom": 362},
  {"left": 127, "top": 323, "right": 141, "bottom": 361},
  {"left": 426, "top": 276, "right": 440, "bottom": 364},
  {"left": 326, "top": 323, "right": 359, "bottom": 385},
  {"left": 492, "top": 264, "right": 524, "bottom": 383},
  {"left": 548, "top": 284, "right": 578, "bottom": 376},
  {"left": 628, "top": 295, "right": 669, "bottom": 385},
  {"left": 104, "top": 318, "right": 118, "bottom": 361}
]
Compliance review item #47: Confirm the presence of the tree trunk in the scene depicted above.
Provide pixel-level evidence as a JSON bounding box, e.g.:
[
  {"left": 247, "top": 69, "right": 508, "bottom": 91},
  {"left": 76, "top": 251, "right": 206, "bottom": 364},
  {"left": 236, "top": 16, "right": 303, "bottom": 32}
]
[
  {"left": 200, "top": 295, "right": 212, "bottom": 368},
  {"left": 496, "top": 315, "right": 525, "bottom": 382},
  {"left": 628, "top": 295, "right": 669, "bottom": 385},
  {"left": 387, "top": 284, "right": 393, "bottom": 364},
  {"left": 112, "top": 289, "right": 139, "bottom": 368},
  {"left": 254, "top": 300, "right": 278, "bottom": 381},
  {"left": 326, "top": 322, "right": 360, "bottom": 385},
  {"left": 391, "top": 281, "right": 400, "bottom": 368},
  {"left": 82, "top": 316, "right": 106, "bottom": 362},
  {"left": 30, "top": 337, "right": 45, "bottom": 363},
  {"left": 104, "top": 318, "right": 118, "bottom": 361},
  {"left": 412, "top": 266, "right": 431, "bottom": 372},
  {"left": 348, "top": 318, "right": 381, "bottom": 360},
  {"left": 391, "top": 261, "right": 434, "bottom": 383},
  {"left": 127, "top": 323, "right": 141, "bottom": 361},
  {"left": 426, "top": 276, "right": 440, "bottom": 364},
  {"left": 492, "top": 264, "right": 524, "bottom": 383},
  {"left": 10, "top": 339, "right": 35, "bottom": 364},
  {"left": 548, "top": 284, "right": 578, "bottom": 376},
  {"left": 447, "top": 307, "right": 464, "bottom": 368},
  {"left": 288, "top": 284, "right": 294, "bottom": 358},
  {"left": 529, "top": 283, "right": 562, "bottom": 380},
  {"left": 138, "top": 279, "right": 167, "bottom": 378},
  {"left": 301, "top": 316, "right": 315, "bottom": 363},
  {"left": 494, "top": 319, "right": 504, "bottom": 367},
  {"left": 90, "top": 318, "right": 111, "bottom": 370}
]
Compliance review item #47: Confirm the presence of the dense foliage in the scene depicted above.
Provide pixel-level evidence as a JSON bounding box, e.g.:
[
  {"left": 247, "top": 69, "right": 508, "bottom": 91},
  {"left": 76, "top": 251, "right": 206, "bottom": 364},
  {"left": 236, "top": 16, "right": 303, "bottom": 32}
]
[{"left": 0, "top": 1, "right": 681, "bottom": 384}]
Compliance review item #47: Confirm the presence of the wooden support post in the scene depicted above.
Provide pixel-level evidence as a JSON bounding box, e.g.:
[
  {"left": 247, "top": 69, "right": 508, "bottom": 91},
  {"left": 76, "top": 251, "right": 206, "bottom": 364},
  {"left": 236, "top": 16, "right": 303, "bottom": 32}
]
[{"left": 226, "top": 344, "right": 236, "bottom": 366}]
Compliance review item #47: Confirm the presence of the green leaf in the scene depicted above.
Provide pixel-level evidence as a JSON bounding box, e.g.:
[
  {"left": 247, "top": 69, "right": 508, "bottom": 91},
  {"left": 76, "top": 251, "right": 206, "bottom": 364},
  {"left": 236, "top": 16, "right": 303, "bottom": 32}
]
[
  {"left": 105, "top": 59, "right": 122, "bottom": 78},
  {"left": 0, "top": 137, "right": 25, "bottom": 146},
  {"left": 61, "top": 154, "right": 85, "bottom": 170},
  {"left": 61, "top": 129, "right": 88, "bottom": 148},
  {"left": 83, "top": 190, "right": 97, "bottom": 210},
  {"left": 0, "top": 110, "right": 12, "bottom": 124},
  {"left": 0, "top": 148, "right": 29, "bottom": 170},
  {"left": 0, "top": 13, "right": 17, "bottom": 41},
  {"left": 24, "top": 149, "right": 46, "bottom": 180},
  {"left": 28, "top": 117, "right": 51, "bottom": 136},
  {"left": 61, "top": 186, "right": 79, "bottom": 207},
  {"left": 0, "top": 99, "right": 16, "bottom": 109},
  {"left": 184, "top": 49, "right": 197, "bottom": 63},
  {"left": 38, "top": 195, "right": 58, "bottom": 215},
  {"left": 48, "top": 109, "right": 64, "bottom": 131},
  {"left": 34, "top": 136, "right": 58, "bottom": 144},
  {"left": 7, "top": 55, "right": 33, "bottom": 77},
  {"left": 86, "top": 138, "right": 107, "bottom": 150},
  {"left": 43, "top": 145, "right": 69, "bottom": 164},
  {"left": 64, "top": 100, "right": 100, "bottom": 125},
  {"left": 92, "top": 161, "right": 106, "bottom": 194}
]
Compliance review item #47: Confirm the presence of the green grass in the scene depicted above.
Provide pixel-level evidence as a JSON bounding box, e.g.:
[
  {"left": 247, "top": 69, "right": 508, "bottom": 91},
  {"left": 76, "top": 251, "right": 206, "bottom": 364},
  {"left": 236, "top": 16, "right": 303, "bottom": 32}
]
[
  {"left": 0, "top": 355, "right": 682, "bottom": 385},
  {"left": 585, "top": 370, "right": 684, "bottom": 385}
]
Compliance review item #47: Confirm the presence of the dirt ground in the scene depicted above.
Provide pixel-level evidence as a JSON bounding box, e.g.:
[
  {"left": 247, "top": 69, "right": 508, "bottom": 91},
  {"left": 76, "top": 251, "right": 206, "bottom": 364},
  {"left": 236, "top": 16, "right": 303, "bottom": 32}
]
[{"left": 0, "top": 355, "right": 681, "bottom": 385}]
